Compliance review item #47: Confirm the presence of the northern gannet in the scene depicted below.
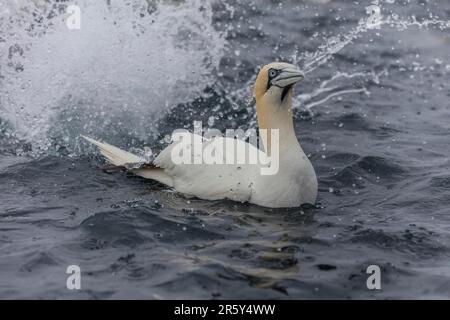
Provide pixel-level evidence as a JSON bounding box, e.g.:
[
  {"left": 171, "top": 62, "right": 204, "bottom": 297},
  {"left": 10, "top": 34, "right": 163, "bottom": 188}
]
[{"left": 82, "top": 62, "right": 318, "bottom": 208}]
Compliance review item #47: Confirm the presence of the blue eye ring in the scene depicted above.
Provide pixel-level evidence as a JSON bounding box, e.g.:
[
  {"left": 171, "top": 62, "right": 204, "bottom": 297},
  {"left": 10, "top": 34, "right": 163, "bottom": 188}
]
[{"left": 268, "top": 68, "right": 278, "bottom": 79}]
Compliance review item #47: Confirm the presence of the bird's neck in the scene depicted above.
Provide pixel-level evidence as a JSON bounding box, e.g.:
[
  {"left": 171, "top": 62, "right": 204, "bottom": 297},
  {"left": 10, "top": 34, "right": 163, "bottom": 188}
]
[{"left": 256, "top": 94, "right": 301, "bottom": 157}]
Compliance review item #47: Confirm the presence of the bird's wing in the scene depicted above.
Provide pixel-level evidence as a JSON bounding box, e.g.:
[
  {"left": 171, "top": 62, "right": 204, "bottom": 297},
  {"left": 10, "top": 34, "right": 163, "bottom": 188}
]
[
  {"left": 82, "top": 134, "right": 269, "bottom": 202},
  {"left": 151, "top": 134, "right": 268, "bottom": 202}
]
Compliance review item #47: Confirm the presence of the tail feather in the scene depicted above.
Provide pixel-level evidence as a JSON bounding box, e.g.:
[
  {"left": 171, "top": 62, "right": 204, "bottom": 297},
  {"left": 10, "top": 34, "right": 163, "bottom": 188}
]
[
  {"left": 81, "top": 135, "right": 145, "bottom": 166},
  {"left": 82, "top": 135, "right": 174, "bottom": 187}
]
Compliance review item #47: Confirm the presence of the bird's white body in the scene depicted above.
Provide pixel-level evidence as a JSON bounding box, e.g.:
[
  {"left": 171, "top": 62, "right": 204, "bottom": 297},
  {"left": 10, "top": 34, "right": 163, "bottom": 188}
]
[
  {"left": 154, "top": 133, "right": 316, "bottom": 207},
  {"left": 83, "top": 62, "right": 318, "bottom": 208}
]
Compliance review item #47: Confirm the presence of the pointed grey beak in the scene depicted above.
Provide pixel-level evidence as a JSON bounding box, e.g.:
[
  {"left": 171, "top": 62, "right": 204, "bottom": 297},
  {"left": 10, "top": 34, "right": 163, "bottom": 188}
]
[{"left": 273, "top": 67, "right": 305, "bottom": 88}]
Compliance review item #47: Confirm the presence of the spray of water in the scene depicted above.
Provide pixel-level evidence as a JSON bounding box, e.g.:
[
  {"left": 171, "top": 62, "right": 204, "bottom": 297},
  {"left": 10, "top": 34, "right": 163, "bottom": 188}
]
[
  {"left": 294, "top": 71, "right": 387, "bottom": 111},
  {"left": 297, "top": 13, "right": 450, "bottom": 75},
  {"left": 1, "top": 0, "right": 449, "bottom": 156},
  {"left": 0, "top": 0, "right": 226, "bottom": 155},
  {"left": 226, "top": 1, "right": 449, "bottom": 125},
  {"left": 292, "top": 3, "right": 450, "bottom": 113}
]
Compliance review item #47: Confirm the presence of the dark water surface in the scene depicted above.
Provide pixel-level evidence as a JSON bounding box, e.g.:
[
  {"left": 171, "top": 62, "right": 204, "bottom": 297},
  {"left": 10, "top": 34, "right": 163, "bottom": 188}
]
[{"left": 1, "top": 0, "right": 450, "bottom": 299}]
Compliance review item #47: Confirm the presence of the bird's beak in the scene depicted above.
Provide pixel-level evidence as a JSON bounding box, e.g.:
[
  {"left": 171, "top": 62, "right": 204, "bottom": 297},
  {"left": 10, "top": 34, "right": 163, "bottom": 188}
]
[{"left": 273, "top": 67, "right": 305, "bottom": 88}]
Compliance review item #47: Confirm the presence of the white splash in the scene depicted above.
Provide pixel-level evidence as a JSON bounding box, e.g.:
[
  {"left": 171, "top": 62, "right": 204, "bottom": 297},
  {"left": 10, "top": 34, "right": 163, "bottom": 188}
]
[
  {"left": 297, "top": 6, "right": 450, "bottom": 75},
  {"left": 0, "top": 0, "right": 226, "bottom": 155}
]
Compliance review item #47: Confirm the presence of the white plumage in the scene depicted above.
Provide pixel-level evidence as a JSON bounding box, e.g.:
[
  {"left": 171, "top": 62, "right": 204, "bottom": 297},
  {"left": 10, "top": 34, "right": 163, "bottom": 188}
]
[{"left": 83, "top": 62, "right": 318, "bottom": 208}]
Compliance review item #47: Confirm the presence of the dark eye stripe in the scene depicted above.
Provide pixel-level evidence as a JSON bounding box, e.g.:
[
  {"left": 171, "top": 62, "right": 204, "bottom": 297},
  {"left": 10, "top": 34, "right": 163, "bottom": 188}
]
[
  {"left": 266, "top": 68, "right": 279, "bottom": 90},
  {"left": 266, "top": 78, "right": 272, "bottom": 90}
]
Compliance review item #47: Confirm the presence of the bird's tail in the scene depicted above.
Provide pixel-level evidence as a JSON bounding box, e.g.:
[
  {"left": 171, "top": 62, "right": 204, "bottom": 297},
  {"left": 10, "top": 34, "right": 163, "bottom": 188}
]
[
  {"left": 81, "top": 135, "right": 145, "bottom": 166},
  {"left": 81, "top": 135, "right": 174, "bottom": 187}
]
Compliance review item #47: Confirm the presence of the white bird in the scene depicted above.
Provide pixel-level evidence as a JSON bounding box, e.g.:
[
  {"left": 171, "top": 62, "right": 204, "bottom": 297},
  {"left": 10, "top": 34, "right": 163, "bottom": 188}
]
[{"left": 82, "top": 62, "right": 318, "bottom": 208}]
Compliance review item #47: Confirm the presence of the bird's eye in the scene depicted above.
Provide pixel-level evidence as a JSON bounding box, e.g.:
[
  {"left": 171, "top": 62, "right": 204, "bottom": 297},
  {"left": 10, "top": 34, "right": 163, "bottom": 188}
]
[{"left": 268, "top": 69, "right": 278, "bottom": 79}]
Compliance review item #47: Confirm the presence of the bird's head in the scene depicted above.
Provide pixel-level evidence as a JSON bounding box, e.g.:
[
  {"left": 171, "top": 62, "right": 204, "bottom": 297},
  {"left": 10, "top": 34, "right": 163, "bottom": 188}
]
[{"left": 253, "top": 62, "right": 304, "bottom": 107}]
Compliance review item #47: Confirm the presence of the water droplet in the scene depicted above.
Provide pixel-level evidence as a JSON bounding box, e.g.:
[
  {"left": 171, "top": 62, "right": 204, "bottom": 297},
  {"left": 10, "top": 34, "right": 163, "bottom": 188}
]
[{"left": 207, "top": 116, "right": 215, "bottom": 127}]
